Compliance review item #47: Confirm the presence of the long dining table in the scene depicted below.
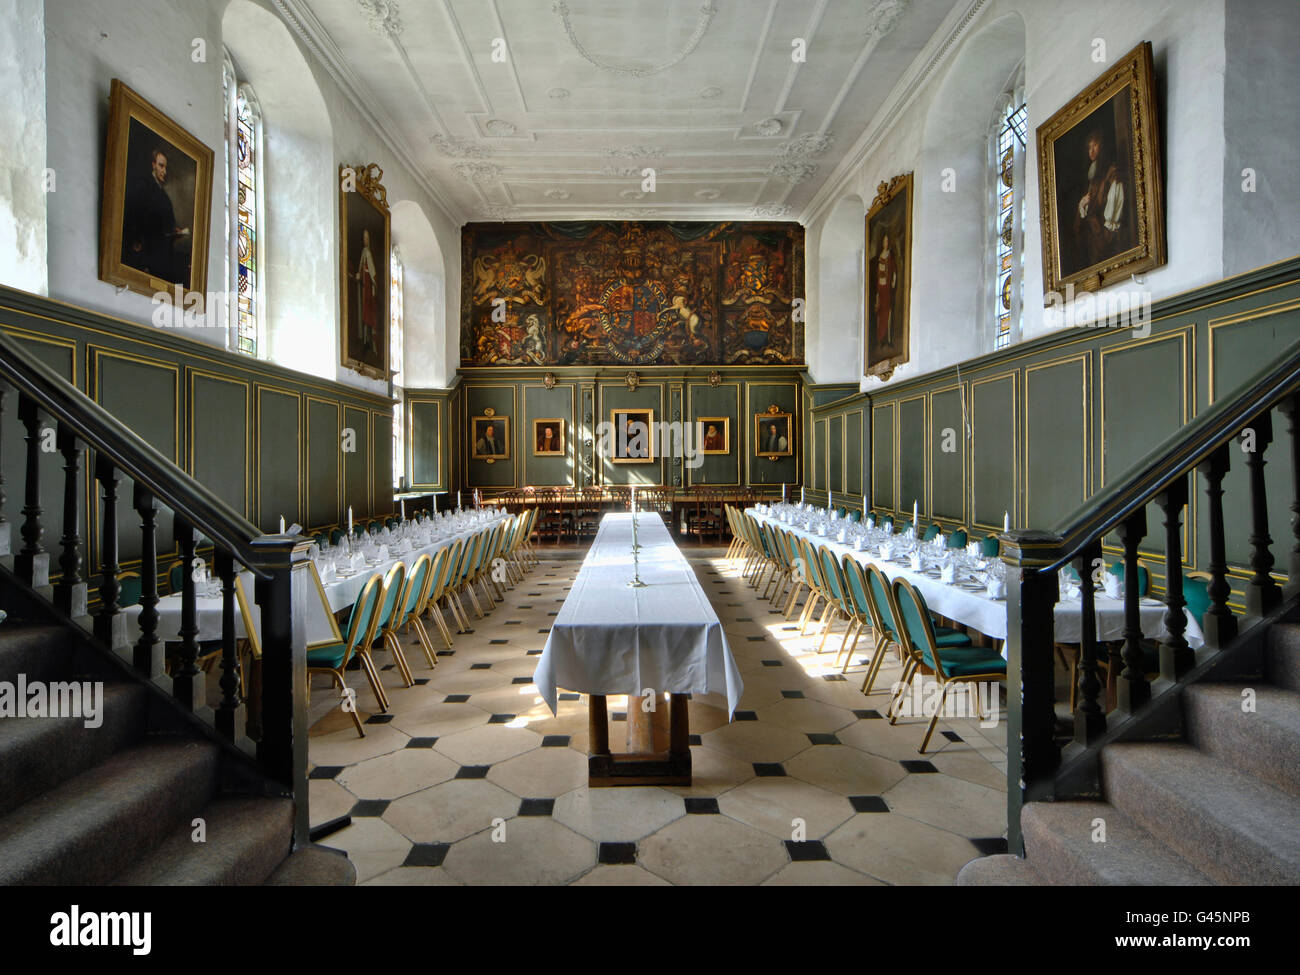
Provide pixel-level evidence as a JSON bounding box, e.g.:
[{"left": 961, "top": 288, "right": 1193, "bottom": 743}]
[
  {"left": 748, "top": 508, "right": 1205, "bottom": 650},
  {"left": 121, "top": 509, "right": 511, "bottom": 644},
  {"left": 535, "top": 511, "right": 744, "bottom": 786}
]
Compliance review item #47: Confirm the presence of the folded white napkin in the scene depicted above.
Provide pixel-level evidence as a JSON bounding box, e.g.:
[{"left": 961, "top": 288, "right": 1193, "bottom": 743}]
[
  {"left": 880, "top": 543, "right": 894, "bottom": 560},
  {"left": 853, "top": 537, "right": 866, "bottom": 551},
  {"left": 986, "top": 577, "right": 1007, "bottom": 599},
  {"left": 837, "top": 528, "right": 849, "bottom": 543},
  {"left": 1103, "top": 573, "right": 1122, "bottom": 599},
  {"left": 350, "top": 553, "right": 366, "bottom": 573},
  {"left": 909, "top": 552, "right": 922, "bottom": 571},
  {"left": 940, "top": 562, "right": 956, "bottom": 584}
]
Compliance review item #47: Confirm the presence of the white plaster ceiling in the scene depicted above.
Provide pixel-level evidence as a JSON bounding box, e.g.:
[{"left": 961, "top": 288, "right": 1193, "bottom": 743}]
[{"left": 277, "top": 0, "right": 963, "bottom": 223}]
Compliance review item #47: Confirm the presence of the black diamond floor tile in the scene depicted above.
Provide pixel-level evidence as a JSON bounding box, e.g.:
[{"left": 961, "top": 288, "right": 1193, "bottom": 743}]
[
  {"left": 900, "top": 760, "right": 939, "bottom": 773},
  {"left": 526, "top": 649, "right": 543, "bottom": 655},
  {"left": 849, "top": 795, "right": 890, "bottom": 813},
  {"left": 785, "top": 840, "right": 831, "bottom": 862},
  {"left": 511, "top": 677, "right": 533, "bottom": 685},
  {"left": 541, "top": 735, "right": 571, "bottom": 747},
  {"left": 753, "top": 763, "right": 787, "bottom": 777},
  {"left": 487, "top": 713, "right": 516, "bottom": 724},
  {"left": 471, "top": 663, "right": 493, "bottom": 670},
  {"left": 349, "top": 799, "right": 390, "bottom": 817},
  {"left": 404, "top": 843, "right": 450, "bottom": 867},
  {"left": 518, "top": 798, "right": 555, "bottom": 816},
  {"left": 406, "top": 737, "right": 439, "bottom": 748},
  {"left": 413, "top": 678, "right": 431, "bottom": 685},
  {"left": 941, "top": 730, "right": 964, "bottom": 743},
  {"left": 689, "top": 734, "right": 702, "bottom": 746},
  {"left": 853, "top": 709, "right": 883, "bottom": 719},
  {"left": 782, "top": 690, "right": 806, "bottom": 699},
  {"left": 489, "top": 639, "right": 507, "bottom": 646},
  {"left": 761, "top": 659, "right": 783, "bottom": 667},
  {"left": 455, "top": 765, "right": 491, "bottom": 779},
  {"left": 969, "top": 836, "right": 1009, "bottom": 856},
  {"left": 308, "top": 765, "right": 343, "bottom": 780},
  {"left": 444, "top": 694, "right": 471, "bottom": 704},
  {"left": 734, "top": 710, "right": 758, "bottom": 721},
  {"left": 684, "top": 797, "right": 720, "bottom": 814},
  {"left": 364, "top": 714, "right": 395, "bottom": 725},
  {"left": 598, "top": 842, "right": 637, "bottom": 865}
]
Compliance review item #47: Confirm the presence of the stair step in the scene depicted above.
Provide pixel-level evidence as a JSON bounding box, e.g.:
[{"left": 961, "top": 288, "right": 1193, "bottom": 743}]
[
  {"left": 264, "top": 846, "right": 357, "bottom": 886},
  {"left": 0, "top": 737, "right": 218, "bottom": 885},
  {"left": 0, "top": 624, "right": 74, "bottom": 684},
  {"left": 0, "top": 682, "right": 148, "bottom": 816},
  {"left": 955, "top": 853, "right": 1049, "bottom": 886},
  {"left": 1021, "top": 800, "right": 1213, "bottom": 885},
  {"left": 1266, "top": 623, "right": 1300, "bottom": 693},
  {"left": 112, "top": 797, "right": 294, "bottom": 885},
  {"left": 1103, "top": 742, "right": 1300, "bottom": 884},
  {"left": 1184, "top": 683, "right": 1300, "bottom": 797}
]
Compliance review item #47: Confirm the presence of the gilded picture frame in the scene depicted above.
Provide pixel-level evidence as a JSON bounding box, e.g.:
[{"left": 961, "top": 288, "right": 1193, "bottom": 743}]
[
  {"left": 864, "top": 173, "right": 913, "bottom": 380},
  {"left": 754, "top": 410, "right": 793, "bottom": 458},
  {"left": 533, "top": 418, "right": 565, "bottom": 456},
  {"left": 99, "top": 79, "right": 214, "bottom": 303},
  {"left": 340, "top": 163, "right": 391, "bottom": 380},
  {"left": 609, "top": 408, "right": 656, "bottom": 464},
  {"left": 471, "top": 414, "right": 510, "bottom": 461},
  {"left": 1036, "top": 41, "right": 1166, "bottom": 297},
  {"left": 697, "top": 417, "right": 730, "bottom": 455}
]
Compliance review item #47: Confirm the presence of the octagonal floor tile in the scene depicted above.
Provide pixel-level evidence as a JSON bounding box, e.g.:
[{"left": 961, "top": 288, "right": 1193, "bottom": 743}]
[
  {"left": 700, "top": 720, "right": 812, "bottom": 765},
  {"left": 384, "top": 778, "right": 520, "bottom": 844},
  {"left": 487, "top": 745, "right": 588, "bottom": 798},
  {"left": 433, "top": 723, "right": 541, "bottom": 766},
  {"left": 753, "top": 697, "right": 858, "bottom": 734},
  {"left": 552, "top": 786, "right": 685, "bottom": 843},
  {"left": 336, "top": 747, "right": 460, "bottom": 801},
  {"left": 716, "top": 775, "right": 855, "bottom": 840},
  {"left": 784, "top": 744, "right": 908, "bottom": 795},
  {"left": 638, "top": 815, "right": 789, "bottom": 885},
  {"left": 325, "top": 816, "right": 411, "bottom": 884},
  {"left": 442, "top": 817, "right": 595, "bottom": 885},
  {"left": 825, "top": 812, "right": 981, "bottom": 885}
]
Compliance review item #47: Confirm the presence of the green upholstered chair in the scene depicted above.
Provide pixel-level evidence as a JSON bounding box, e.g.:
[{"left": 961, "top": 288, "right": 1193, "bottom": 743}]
[
  {"left": 372, "top": 562, "right": 415, "bottom": 694},
  {"left": 1108, "top": 560, "right": 1150, "bottom": 596},
  {"left": 891, "top": 578, "right": 1007, "bottom": 752},
  {"left": 306, "top": 573, "right": 385, "bottom": 737},
  {"left": 847, "top": 509, "right": 862, "bottom": 523},
  {"left": 396, "top": 552, "right": 437, "bottom": 668},
  {"left": 980, "top": 535, "right": 1000, "bottom": 558},
  {"left": 922, "top": 523, "right": 941, "bottom": 542},
  {"left": 946, "top": 529, "right": 968, "bottom": 549},
  {"left": 117, "top": 571, "right": 142, "bottom": 608}
]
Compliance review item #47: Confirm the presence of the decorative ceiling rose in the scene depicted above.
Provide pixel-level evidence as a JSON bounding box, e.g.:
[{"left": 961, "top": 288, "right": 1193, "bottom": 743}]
[
  {"left": 865, "top": 0, "right": 911, "bottom": 39},
  {"left": 484, "top": 119, "right": 517, "bottom": 137},
  {"left": 547, "top": 87, "right": 570, "bottom": 99},
  {"left": 754, "top": 118, "right": 783, "bottom": 137},
  {"left": 625, "top": 371, "right": 640, "bottom": 391},
  {"left": 552, "top": 0, "right": 719, "bottom": 77},
  {"left": 749, "top": 203, "right": 792, "bottom": 218},
  {"left": 619, "top": 188, "right": 646, "bottom": 200},
  {"left": 545, "top": 188, "right": 571, "bottom": 200},
  {"left": 429, "top": 134, "right": 490, "bottom": 158},
  {"left": 699, "top": 85, "right": 722, "bottom": 99},
  {"left": 778, "top": 132, "right": 834, "bottom": 157},
  {"left": 454, "top": 162, "right": 502, "bottom": 182},
  {"left": 766, "top": 160, "right": 817, "bottom": 184},
  {"left": 601, "top": 145, "right": 665, "bottom": 158},
  {"left": 356, "top": 0, "right": 402, "bottom": 36},
  {"left": 694, "top": 188, "right": 721, "bottom": 200}
]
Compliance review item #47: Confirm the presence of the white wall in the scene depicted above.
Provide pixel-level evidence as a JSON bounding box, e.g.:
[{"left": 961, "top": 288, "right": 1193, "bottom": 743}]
[
  {"left": 0, "top": 0, "right": 48, "bottom": 297},
  {"left": 27, "top": 0, "right": 461, "bottom": 392},
  {"left": 804, "top": 0, "right": 1257, "bottom": 391}
]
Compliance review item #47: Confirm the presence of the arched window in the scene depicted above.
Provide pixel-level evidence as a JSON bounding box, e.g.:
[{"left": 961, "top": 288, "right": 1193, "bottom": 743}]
[
  {"left": 390, "top": 248, "right": 405, "bottom": 489},
  {"left": 990, "top": 69, "right": 1027, "bottom": 350},
  {"left": 223, "top": 50, "right": 264, "bottom": 357}
]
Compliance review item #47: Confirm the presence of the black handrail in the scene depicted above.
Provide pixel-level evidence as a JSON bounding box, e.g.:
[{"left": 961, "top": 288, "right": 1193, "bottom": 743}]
[
  {"left": 0, "top": 328, "right": 269, "bottom": 573},
  {"left": 1044, "top": 336, "right": 1300, "bottom": 572}
]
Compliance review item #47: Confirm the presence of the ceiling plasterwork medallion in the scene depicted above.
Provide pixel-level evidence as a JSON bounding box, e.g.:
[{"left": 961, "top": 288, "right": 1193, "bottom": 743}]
[
  {"left": 699, "top": 85, "right": 722, "bottom": 99},
  {"left": 754, "top": 118, "right": 783, "bottom": 137},
  {"left": 545, "top": 189, "right": 571, "bottom": 200},
  {"left": 779, "top": 133, "right": 834, "bottom": 157},
  {"left": 484, "top": 119, "right": 518, "bottom": 137},
  {"left": 865, "top": 0, "right": 911, "bottom": 39},
  {"left": 552, "top": 0, "right": 719, "bottom": 77},
  {"left": 767, "top": 160, "right": 818, "bottom": 184},
  {"left": 356, "top": 0, "right": 402, "bottom": 36},
  {"left": 619, "top": 189, "right": 646, "bottom": 200},
  {"left": 547, "top": 87, "right": 570, "bottom": 99},
  {"left": 694, "top": 188, "right": 721, "bottom": 200},
  {"left": 429, "top": 135, "right": 490, "bottom": 158},
  {"left": 454, "top": 162, "right": 503, "bottom": 182}
]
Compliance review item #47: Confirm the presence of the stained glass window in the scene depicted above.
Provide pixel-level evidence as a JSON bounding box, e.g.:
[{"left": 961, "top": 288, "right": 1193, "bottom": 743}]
[
  {"left": 993, "top": 94, "right": 1027, "bottom": 350},
  {"left": 223, "top": 50, "right": 263, "bottom": 358},
  {"left": 391, "top": 251, "right": 405, "bottom": 488}
]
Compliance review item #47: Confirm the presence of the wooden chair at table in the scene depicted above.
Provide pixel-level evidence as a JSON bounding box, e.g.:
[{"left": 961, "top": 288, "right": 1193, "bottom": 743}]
[{"left": 890, "top": 578, "right": 1006, "bottom": 753}]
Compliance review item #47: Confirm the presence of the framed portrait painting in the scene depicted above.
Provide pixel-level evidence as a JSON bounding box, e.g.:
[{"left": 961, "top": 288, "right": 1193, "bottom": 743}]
[
  {"left": 697, "top": 417, "right": 730, "bottom": 455},
  {"left": 99, "top": 79, "right": 214, "bottom": 301},
  {"left": 609, "top": 409, "right": 655, "bottom": 464},
  {"left": 471, "top": 413, "right": 509, "bottom": 462},
  {"left": 533, "top": 418, "right": 565, "bottom": 456},
  {"left": 1037, "top": 41, "right": 1165, "bottom": 296},
  {"left": 864, "top": 173, "right": 913, "bottom": 380},
  {"left": 340, "top": 163, "right": 391, "bottom": 380},
  {"left": 754, "top": 409, "right": 793, "bottom": 458}
]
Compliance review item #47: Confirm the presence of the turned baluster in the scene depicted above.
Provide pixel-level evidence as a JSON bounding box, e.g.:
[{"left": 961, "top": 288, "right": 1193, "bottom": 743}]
[
  {"left": 214, "top": 548, "right": 242, "bottom": 740},
  {"left": 1073, "top": 540, "right": 1105, "bottom": 743},
  {"left": 53, "top": 424, "right": 85, "bottom": 617},
  {"left": 1155, "top": 476, "right": 1194, "bottom": 679},
  {"left": 1242, "top": 411, "right": 1282, "bottom": 616},
  {"left": 15, "top": 395, "right": 47, "bottom": 587},
  {"left": 1197, "top": 444, "right": 1237, "bottom": 647},
  {"left": 1115, "top": 510, "right": 1149, "bottom": 712},
  {"left": 133, "top": 485, "right": 163, "bottom": 677},
  {"left": 172, "top": 516, "right": 203, "bottom": 710},
  {"left": 93, "top": 458, "right": 123, "bottom": 648},
  {"left": 1278, "top": 394, "right": 1300, "bottom": 598}
]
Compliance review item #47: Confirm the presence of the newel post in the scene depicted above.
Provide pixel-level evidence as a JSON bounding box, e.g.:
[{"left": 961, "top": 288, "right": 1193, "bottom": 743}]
[{"left": 1002, "top": 529, "right": 1063, "bottom": 855}]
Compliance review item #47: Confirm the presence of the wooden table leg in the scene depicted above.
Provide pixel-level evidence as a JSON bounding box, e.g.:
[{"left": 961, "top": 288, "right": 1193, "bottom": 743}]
[
  {"left": 625, "top": 692, "right": 654, "bottom": 753},
  {"left": 669, "top": 693, "right": 689, "bottom": 757},
  {"left": 588, "top": 690, "right": 691, "bottom": 788},
  {"left": 588, "top": 694, "right": 610, "bottom": 757}
]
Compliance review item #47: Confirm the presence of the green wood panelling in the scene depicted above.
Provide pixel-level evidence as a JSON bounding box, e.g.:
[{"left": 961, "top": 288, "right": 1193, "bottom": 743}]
[
  {"left": 256, "top": 389, "right": 300, "bottom": 533},
  {"left": 972, "top": 375, "right": 1016, "bottom": 529},
  {"left": 930, "top": 387, "right": 964, "bottom": 522},
  {"left": 191, "top": 373, "right": 248, "bottom": 520},
  {"left": 306, "top": 400, "right": 340, "bottom": 529},
  {"left": 898, "top": 397, "right": 925, "bottom": 517},
  {"left": 872, "top": 403, "right": 895, "bottom": 511},
  {"left": 343, "top": 406, "right": 370, "bottom": 514},
  {"left": 845, "top": 411, "right": 863, "bottom": 496},
  {"left": 1026, "top": 358, "right": 1088, "bottom": 527}
]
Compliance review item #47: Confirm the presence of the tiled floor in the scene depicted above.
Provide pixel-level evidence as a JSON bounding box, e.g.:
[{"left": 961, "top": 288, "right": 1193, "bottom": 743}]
[{"left": 307, "top": 541, "right": 1010, "bottom": 885}]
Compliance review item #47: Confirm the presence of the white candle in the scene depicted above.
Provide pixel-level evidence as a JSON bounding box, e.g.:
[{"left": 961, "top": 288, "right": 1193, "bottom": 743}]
[
  {"left": 782, "top": 483, "right": 787, "bottom": 502},
  {"left": 347, "top": 506, "right": 353, "bottom": 535},
  {"left": 828, "top": 490, "right": 833, "bottom": 511},
  {"left": 400, "top": 499, "right": 406, "bottom": 520},
  {"left": 1003, "top": 511, "right": 1010, "bottom": 532},
  {"left": 800, "top": 486, "right": 805, "bottom": 504},
  {"left": 457, "top": 491, "right": 462, "bottom": 510},
  {"left": 432, "top": 494, "right": 437, "bottom": 514},
  {"left": 279, "top": 515, "right": 285, "bottom": 534},
  {"left": 913, "top": 499, "right": 918, "bottom": 526}
]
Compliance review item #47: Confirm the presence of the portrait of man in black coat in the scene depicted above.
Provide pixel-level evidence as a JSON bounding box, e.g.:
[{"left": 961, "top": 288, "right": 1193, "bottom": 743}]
[{"left": 121, "top": 139, "right": 192, "bottom": 287}]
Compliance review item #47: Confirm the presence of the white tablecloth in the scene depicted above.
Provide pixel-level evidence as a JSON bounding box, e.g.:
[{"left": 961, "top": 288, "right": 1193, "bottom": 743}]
[
  {"left": 121, "top": 512, "right": 509, "bottom": 643},
  {"left": 534, "top": 513, "right": 744, "bottom": 716},
  {"left": 750, "top": 510, "right": 1205, "bottom": 649}
]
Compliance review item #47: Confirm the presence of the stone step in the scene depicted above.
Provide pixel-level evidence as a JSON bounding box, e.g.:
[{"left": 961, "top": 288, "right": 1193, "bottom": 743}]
[
  {"left": 113, "top": 796, "right": 294, "bottom": 885},
  {"left": 1183, "top": 682, "right": 1300, "bottom": 797},
  {"left": 1021, "top": 799, "right": 1213, "bottom": 885},
  {"left": 0, "top": 737, "right": 218, "bottom": 885},
  {"left": 1102, "top": 741, "right": 1300, "bottom": 884},
  {"left": 264, "top": 845, "right": 357, "bottom": 886},
  {"left": 954, "top": 853, "right": 1049, "bottom": 885}
]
